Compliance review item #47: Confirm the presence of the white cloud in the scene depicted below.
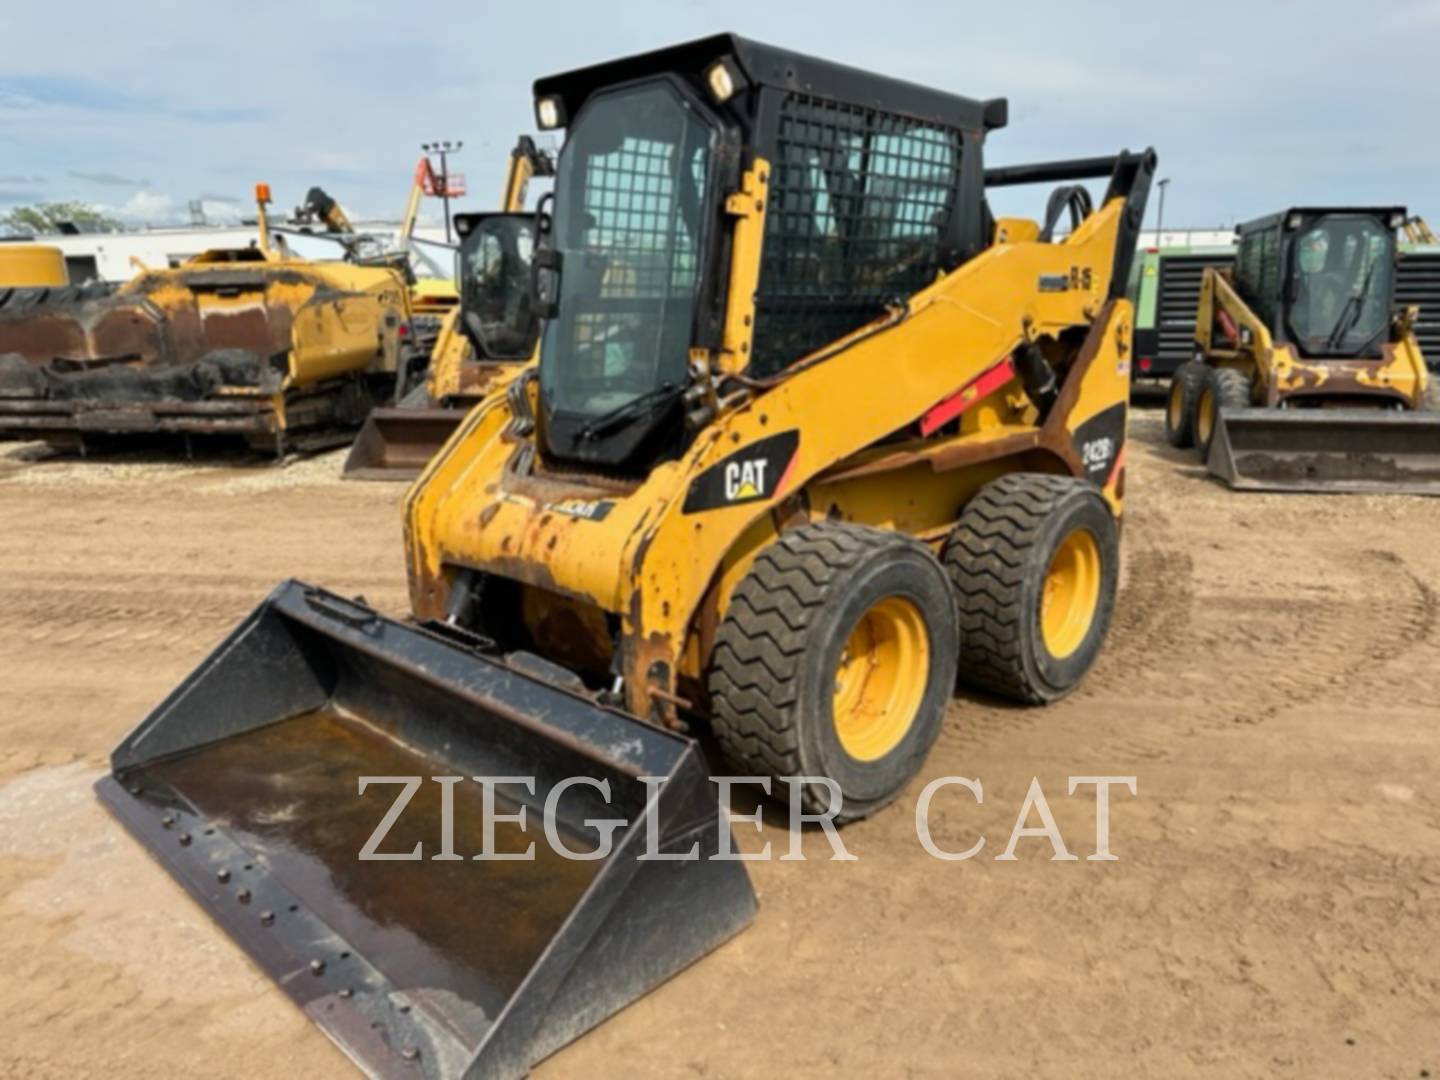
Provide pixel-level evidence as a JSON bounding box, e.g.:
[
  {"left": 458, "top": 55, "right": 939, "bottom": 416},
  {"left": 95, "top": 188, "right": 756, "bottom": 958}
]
[
  {"left": 116, "top": 189, "right": 177, "bottom": 225},
  {"left": 99, "top": 189, "right": 247, "bottom": 227},
  {"left": 1, "top": 0, "right": 1437, "bottom": 229}
]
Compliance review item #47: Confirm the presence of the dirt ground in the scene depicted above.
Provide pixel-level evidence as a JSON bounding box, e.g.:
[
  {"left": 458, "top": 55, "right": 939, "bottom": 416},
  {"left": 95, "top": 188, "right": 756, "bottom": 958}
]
[{"left": 1, "top": 414, "right": 1437, "bottom": 1079}]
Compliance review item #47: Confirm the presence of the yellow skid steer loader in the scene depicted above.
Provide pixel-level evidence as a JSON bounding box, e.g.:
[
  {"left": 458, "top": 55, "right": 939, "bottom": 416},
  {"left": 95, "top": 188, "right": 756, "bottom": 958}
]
[
  {"left": 99, "top": 35, "right": 1154, "bottom": 1077},
  {"left": 1165, "top": 207, "right": 1438, "bottom": 493},
  {"left": 342, "top": 137, "right": 553, "bottom": 479}
]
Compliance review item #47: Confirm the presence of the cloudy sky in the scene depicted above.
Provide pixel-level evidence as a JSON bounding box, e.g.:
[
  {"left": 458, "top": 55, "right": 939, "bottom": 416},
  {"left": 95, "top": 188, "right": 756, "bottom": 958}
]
[{"left": 1, "top": 0, "right": 1437, "bottom": 230}]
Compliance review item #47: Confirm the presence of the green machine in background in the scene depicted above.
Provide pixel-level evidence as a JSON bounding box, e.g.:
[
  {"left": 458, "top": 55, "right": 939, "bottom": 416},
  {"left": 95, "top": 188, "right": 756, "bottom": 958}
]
[
  {"left": 1128, "top": 235, "right": 1440, "bottom": 384},
  {"left": 1128, "top": 242, "right": 1235, "bottom": 381}
]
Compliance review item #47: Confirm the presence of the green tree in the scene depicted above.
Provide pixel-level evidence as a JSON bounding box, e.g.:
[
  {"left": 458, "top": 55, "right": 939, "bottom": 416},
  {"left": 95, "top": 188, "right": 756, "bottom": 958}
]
[{"left": 1, "top": 202, "right": 124, "bottom": 235}]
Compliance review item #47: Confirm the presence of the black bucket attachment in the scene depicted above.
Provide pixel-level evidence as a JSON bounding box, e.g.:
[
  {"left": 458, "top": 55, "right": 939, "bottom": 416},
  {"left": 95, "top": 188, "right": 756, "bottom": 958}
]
[
  {"left": 342, "top": 407, "right": 465, "bottom": 481},
  {"left": 1208, "top": 407, "right": 1440, "bottom": 495},
  {"left": 97, "top": 581, "right": 756, "bottom": 1078}
]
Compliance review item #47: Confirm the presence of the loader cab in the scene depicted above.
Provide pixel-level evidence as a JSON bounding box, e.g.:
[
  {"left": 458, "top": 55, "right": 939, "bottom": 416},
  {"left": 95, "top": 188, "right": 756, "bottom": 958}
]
[
  {"left": 527, "top": 34, "right": 1004, "bottom": 475},
  {"left": 453, "top": 211, "right": 542, "bottom": 361},
  {"left": 1234, "top": 207, "right": 1404, "bottom": 360}
]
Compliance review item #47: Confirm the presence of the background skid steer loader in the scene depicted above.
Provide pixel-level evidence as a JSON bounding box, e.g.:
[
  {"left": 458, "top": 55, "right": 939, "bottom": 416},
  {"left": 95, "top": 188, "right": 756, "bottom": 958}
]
[
  {"left": 1165, "top": 207, "right": 1439, "bottom": 493},
  {"left": 342, "top": 137, "right": 554, "bottom": 479},
  {"left": 101, "top": 34, "right": 1154, "bottom": 1077},
  {"left": 0, "top": 187, "right": 414, "bottom": 456}
]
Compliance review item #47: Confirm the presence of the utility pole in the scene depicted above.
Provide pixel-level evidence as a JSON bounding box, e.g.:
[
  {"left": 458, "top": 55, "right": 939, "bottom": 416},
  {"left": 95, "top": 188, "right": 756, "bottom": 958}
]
[
  {"left": 422, "top": 140, "right": 464, "bottom": 244},
  {"left": 1154, "top": 177, "right": 1171, "bottom": 248}
]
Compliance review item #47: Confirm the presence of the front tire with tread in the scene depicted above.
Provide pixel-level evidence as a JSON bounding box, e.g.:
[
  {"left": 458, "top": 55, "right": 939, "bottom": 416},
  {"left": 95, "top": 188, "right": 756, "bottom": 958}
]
[
  {"left": 1165, "top": 360, "right": 1206, "bottom": 448},
  {"left": 1196, "top": 367, "right": 1251, "bottom": 459},
  {"left": 707, "top": 522, "right": 959, "bottom": 822}
]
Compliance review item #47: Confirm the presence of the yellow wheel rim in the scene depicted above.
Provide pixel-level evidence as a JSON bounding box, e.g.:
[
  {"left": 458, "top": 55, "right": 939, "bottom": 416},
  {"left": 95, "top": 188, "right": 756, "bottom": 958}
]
[
  {"left": 1041, "top": 528, "right": 1102, "bottom": 660},
  {"left": 1167, "top": 380, "right": 1184, "bottom": 430},
  {"left": 1197, "top": 387, "right": 1216, "bottom": 447},
  {"left": 832, "top": 597, "right": 930, "bottom": 762}
]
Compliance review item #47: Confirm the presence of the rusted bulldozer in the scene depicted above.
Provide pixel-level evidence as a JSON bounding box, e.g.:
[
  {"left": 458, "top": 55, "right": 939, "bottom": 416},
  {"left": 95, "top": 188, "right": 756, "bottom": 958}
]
[{"left": 0, "top": 190, "right": 415, "bottom": 455}]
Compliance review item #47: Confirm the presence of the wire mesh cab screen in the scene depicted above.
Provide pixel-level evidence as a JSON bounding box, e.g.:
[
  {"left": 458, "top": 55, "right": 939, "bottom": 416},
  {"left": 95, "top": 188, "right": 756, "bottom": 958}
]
[
  {"left": 749, "top": 93, "right": 962, "bottom": 376},
  {"left": 541, "top": 82, "right": 711, "bottom": 417}
]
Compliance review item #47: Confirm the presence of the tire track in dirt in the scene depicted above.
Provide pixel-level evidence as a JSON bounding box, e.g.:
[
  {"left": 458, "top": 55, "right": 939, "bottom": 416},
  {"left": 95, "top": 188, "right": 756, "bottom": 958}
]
[
  {"left": 0, "top": 587, "right": 260, "bottom": 661},
  {"left": 934, "top": 472, "right": 1437, "bottom": 769},
  {"left": 1102, "top": 546, "right": 1437, "bottom": 764},
  {"left": 0, "top": 577, "right": 406, "bottom": 650},
  {"left": 936, "top": 503, "right": 1197, "bottom": 760}
]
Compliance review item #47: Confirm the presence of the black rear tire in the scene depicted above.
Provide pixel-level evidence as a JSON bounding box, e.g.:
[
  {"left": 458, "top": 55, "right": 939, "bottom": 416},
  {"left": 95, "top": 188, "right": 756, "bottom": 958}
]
[
  {"left": 1195, "top": 366, "right": 1251, "bottom": 459},
  {"left": 943, "top": 473, "right": 1119, "bottom": 704},
  {"left": 707, "top": 522, "right": 959, "bottom": 822},
  {"left": 1165, "top": 360, "right": 1206, "bottom": 448}
]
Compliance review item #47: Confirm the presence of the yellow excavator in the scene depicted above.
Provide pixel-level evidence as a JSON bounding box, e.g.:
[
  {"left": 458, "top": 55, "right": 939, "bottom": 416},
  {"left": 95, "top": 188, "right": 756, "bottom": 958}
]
[
  {"left": 99, "top": 35, "right": 1155, "bottom": 1077},
  {"left": 1165, "top": 206, "right": 1437, "bottom": 493},
  {"left": 342, "top": 136, "right": 554, "bottom": 479},
  {"left": 0, "top": 186, "right": 414, "bottom": 455}
]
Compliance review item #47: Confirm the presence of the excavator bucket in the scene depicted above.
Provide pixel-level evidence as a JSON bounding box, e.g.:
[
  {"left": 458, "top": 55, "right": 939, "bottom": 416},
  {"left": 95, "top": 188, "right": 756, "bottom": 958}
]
[
  {"left": 96, "top": 580, "right": 756, "bottom": 1078},
  {"left": 341, "top": 407, "right": 465, "bottom": 480},
  {"left": 1208, "top": 407, "right": 1440, "bottom": 495}
]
